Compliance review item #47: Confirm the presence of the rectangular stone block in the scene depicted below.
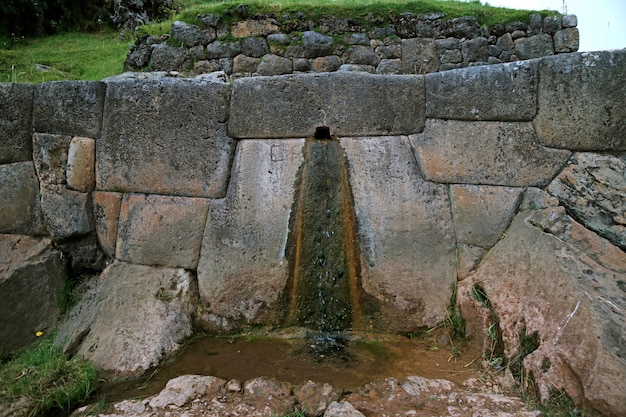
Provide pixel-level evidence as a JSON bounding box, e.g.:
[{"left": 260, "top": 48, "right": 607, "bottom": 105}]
[
  {"left": 0, "top": 162, "right": 47, "bottom": 236},
  {"left": 425, "top": 60, "right": 538, "bottom": 121},
  {"left": 116, "top": 194, "right": 209, "bottom": 269},
  {"left": 34, "top": 81, "right": 106, "bottom": 137},
  {"left": 93, "top": 191, "right": 122, "bottom": 257},
  {"left": 66, "top": 137, "right": 95, "bottom": 192},
  {"left": 228, "top": 73, "right": 425, "bottom": 139},
  {"left": 410, "top": 119, "right": 571, "bottom": 187},
  {"left": 41, "top": 189, "right": 95, "bottom": 240},
  {"left": 98, "top": 76, "right": 235, "bottom": 198},
  {"left": 0, "top": 83, "right": 34, "bottom": 163},
  {"left": 534, "top": 50, "right": 626, "bottom": 150}
]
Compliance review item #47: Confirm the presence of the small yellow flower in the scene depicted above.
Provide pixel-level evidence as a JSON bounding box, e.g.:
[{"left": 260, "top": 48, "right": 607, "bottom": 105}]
[{"left": 36, "top": 331, "right": 44, "bottom": 337}]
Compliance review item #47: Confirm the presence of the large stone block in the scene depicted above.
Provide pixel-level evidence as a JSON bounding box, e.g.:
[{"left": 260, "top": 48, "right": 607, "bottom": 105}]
[
  {"left": 33, "top": 81, "right": 106, "bottom": 137},
  {"left": 534, "top": 50, "right": 626, "bottom": 150},
  {"left": 402, "top": 38, "right": 439, "bottom": 74},
  {"left": 196, "top": 139, "right": 304, "bottom": 331},
  {"left": 66, "top": 136, "right": 95, "bottom": 192},
  {"left": 0, "top": 83, "right": 34, "bottom": 164},
  {"left": 425, "top": 60, "right": 538, "bottom": 121},
  {"left": 93, "top": 191, "right": 122, "bottom": 258},
  {"left": 0, "top": 235, "right": 66, "bottom": 352},
  {"left": 410, "top": 119, "right": 571, "bottom": 186},
  {"left": 56, "top": 261, "right": 195, "bottom": 380},
  {"left": 40, "top": 189, "right": 95, "bottom": 240},
  {"left": 116, "top": 194, "right": 209, "bottom": 269},
  {"left": 458, "top": 208, "right": 626, "bottom": 417},
  {"left": 32, "top": 133, "right": 71, "bottom": 190},
  {"left": 0, "top": 162, "right": 47, "bottom": 235},
  {"left": 342, "top": 136, "right": 456, "bottom": 332},
  {"left": 98, "top": 75, "right": 235, "bottom": 198},
  {"left": 228, "top": 73, "right": 424, "bottom": 138}
]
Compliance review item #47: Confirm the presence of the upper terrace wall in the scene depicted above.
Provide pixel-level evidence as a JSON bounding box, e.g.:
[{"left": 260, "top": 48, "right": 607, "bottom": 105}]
[{"left": 1, "top": 49, "right": 625, "bottom": 415}]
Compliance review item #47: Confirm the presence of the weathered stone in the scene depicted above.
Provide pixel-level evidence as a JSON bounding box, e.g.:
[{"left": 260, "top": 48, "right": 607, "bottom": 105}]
[
  {"left": 342, "top": 45, "right": 380, "bottom": 66},
  {"left": 198, "top": 13, "right": 220, "bottom": 28},
  {"left": 514, "top": 34, "right": 553, "bottom": 59},
  {"left": 241, "top": 37, "right": 270, "bottom": 57},
  {"left": 518, "top": 187, "right": 559, "bottom": 212},
  {"left": 98, "top": 75, "right": 235, "bottom": 198},
  {"left": 229, "top": 73, "right": 425, "bottom": 139},
  {"left": 456, "top": 243, "right": 487, "bottom": 280},
  {"left": 284, "top": 44, "right": 306, "bottom": 59},
  {"left": 243, "top": 377, "right": 295, "bottom": 415},
  {"left": 32, "top": 132, "right": 70, "bottom": 190},
  {"left": 294, "top": 380, "right": 339, "bottom": 416},
  {"left": 33, "top": 81, "right": 105, "bottom": 138},
  {"left": 193, "top": 59, "right": 220, "bottom": 74},
  {"left": 324, "top": 401, "right": 365, "bottom": 417},
  {"left": 402, "top": 38, "right": 439, "bottom": 74},
  {"left": 374, "top": 44, "right": 401, "bottom": 59},
  {"left": 267, "top": 33, "right": 290, "bottom": 45},
  {"left": 310, "top": 55, "right": 342, "bottom": 72},
  {"left": 496, "top": 33, "right": 514, "bottom": 50},
  {"left": 410, "top": 119, "right": 571, "bottom": 186},
  {"left": 547, "top": 152, "right": 626, "bottom": 250},
  {"left": 150, "top": 43, "right": 189, "bottom": 71},
  {"left": 528, "top": 13, "right": 543, "bottom": 35},
  {"left": 293, "top": 58, "right": 311, "bottom": 72},
  {"left": 425, "top": 60, "right": 538, "bottom": 121},
  {"left": 440, "top": 48, "right": 462, "bottom": 64},
  {"left": 505, "top": 21, "right": 528, "bottom": 33},
  {"left": 40, "top": 189, "right": 94, "bottom": 240},
  {"left": 56, "top": 261, "right": 195, "bottom": 380},
  {"left": 342, "top": 136, "right": 456, "bottom": 331},
  {"left": 66, "top": 136, "right": 95, "bottom": 192},
  {"left": 450, "top": 184, "right": 522, "bottom": 249},
  {"left": 231, "top": 19, "right": 279, "bottom": 38},
  {"left": 0, "top": 235, "right": 65, "bottom": 352},
  {"left": 376, "top": 59, "right": 403, "bottom": 74},
  {"left": 124, "top": 42, "right": 153, "bottom": 71},
  {"left": 196, "top": 140, "right": 302, "bottom": 330},
  {"left": 257, "top": 54, "right": 292, "bottom": 76},
  {"left": 302, "top": 31, "right": 334, "bottom": 58},
  {"left": 344, "top": 33, "right": 369, "bottom": 45},
  {"left": 0, "top": 83, "right": 34, "bottom": 163},
  {"left": 338, "top": 64, "right": 375, "bottom": 74},
  {"left": 553, "top": 27, "right": 579, "bottom": 52},
  {"left": 0, "top": 162, "right": 47, "bottom": 236},
  {"left": 233, "top": 54, "right": 260, "bottom": 73},
  {"left": 116, "top": 193, "right": 209, "bottom": 269},
  {"left": 149, "top": 375, "right": 226, "bottom": 409},
  {"left": 458, "top": 207, "right": 626, "bottom": 417},
  {"left": 93, "top": 191, "right": 122, "bottom": 257},
  {"left": 461, "top": 36, "right": 488, "bottom": 62},
  {"left": 188, "top": 45, "right": 205, "bottom": 61},
  {"left": 171, "top": 20, "right": 215, "bottom": 47},
  {"left": 534, "top": 50, "right": 626, "bottom": 150},
  {"left": 206, "top": 40, "right": 241, "bottom": 59},
  {"left": 563, "top": 14, "right": 578, "bottom": 28},
  {"left": 449, "top": 16, "right": 481, "bottom": 38},
  {"left": 543, "top": 16, "right": 562, "bottom": 34},
  {"left": 56, "top": 232, "right": 105, "bottom": 273}
]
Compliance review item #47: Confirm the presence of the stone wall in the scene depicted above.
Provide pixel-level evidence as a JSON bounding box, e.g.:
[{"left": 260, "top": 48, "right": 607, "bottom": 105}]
[
  {"left": 1, "top": 50, "right": 625, "bottom": 416},
  {"left": 125, "top": 12, "right": 579, "bottom": 77}
]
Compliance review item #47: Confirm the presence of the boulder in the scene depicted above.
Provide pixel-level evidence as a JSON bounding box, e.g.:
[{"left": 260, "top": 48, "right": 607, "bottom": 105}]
[
  {"left": 461, "top": 36, "right": 488, "bottom": 62},
  {"left": 534, "top": 50, "right": 626, "bottom": 150},
  {"left": 294, "top": 380, "right": 340, "bottom": 416},
  {"left": 311, "top": 55, "right": 342, "bottom": 72},
  {"left": 241, "top": 37, "right": 270, "bottom": 58},
  {"left": 0, "top": 162, "right": 47, "bottom": 236},
  {"left": 149, "top": 43, "right": 189, "bottom": 71},
  {"left": 342, "top": 136, "right": 456, "bottom": 331},
  {"left": 206, "top": 40, "right": 241, "bottom": 59},
  {"left": 257, "top": 54, "right": 293, "bottom": 76},
  {"left": 228, "top": 73, "right": 425, "bottom": 139},
  {"left": 547, "top": 152, "right": 626, "bottom": 250},
  {"left": 342, "top": 45, "right": 380, "bottom": 66},
  {"left": 0, "top": 235, "right": 66, "bottom": 352},
  {"left": 410, "top": 119, "right": 571, "bottom": 187},
  {"left": 98, "top": 74, "right": 235, "bottom": 198},
  {"left": 457, "top": 207, "right": 626, "bottom": 417},
  {"left": 56, "top": 261, "right": 195, "bottom": 380},
  {"left": 231, "top": 19, "right": 279, "bottom": 38},
  {"left": 0, "top": 83, "right": 34, "bottom": 164},
  {"left": 196, "top": 139, "right": 303, "bottom": 331},
  {"left": 553, "top": 27, "right": 579, "bottom": 53},
  {"left": 233, "top": 54, "right": 260, "bottom": 73},
  {"left": 171, "top": 20, "right": 215, "bottom": 47},
  {"left": 513, "top": 34, "right": 553, "bottom": 60},
  {"left": 402, "top": 38, "right": 439, "bottom": 74},
  {"left": 324, "top": 401, "right": 365, "bottom": 417},
  {"left": 149, "top": 375, "right": 226, "bottom": 408},
  {"left": 302, "top": 31, "right": 335, "bottom": 58}
]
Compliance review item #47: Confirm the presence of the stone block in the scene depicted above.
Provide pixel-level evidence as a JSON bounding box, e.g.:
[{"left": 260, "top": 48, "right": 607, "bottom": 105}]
[
  {"left": 32, "top": 132, "right": 71, "bottom": 190},
  {"left": 310, "top": 56, "right": 342, "bottom": 72},
  {"left": 0, "top": 162, "right": 47, "bottom": 236},
  {"left": 514, "top": 34, "right": 553, "bottom": 59},
  {"left": 196, "top": 139, "right": 304, "bottom": 330},
  {"left": 98, "top": 75, "right": 235, "bottom": 198},
  {"left": 229, "top": 73, "right": 425, "bottom": 138},
  {"left": 33, "top": 81, "right": 105, "bottom": 137},
  {"left": 93, "top": 191, "right": 123, "bottom": 257},
  {"left": 342, "top": 136, "right": 456, "bottom": 332},
  {"left": 150, "top": 43, "right": 189, "bottom": 72},
  {"left": 0, "top": 83, "right": 34, "bottom": 164},
  {"left": 450, "top": 184, "right": 523, "bottom": 248},
  {"left": 257, "top": 54, "right": 292, "bottom": 76},
  {"left": 553, "top": 27, "right": 579, "bottom": 53},
  {"left": 0, "top": 235, "right": 66, "bottom": 352},
  {"left": 66, "top": 136, "right": 95, "bottom": 192},
  {"left": 534, "top": 50, "right": 626, "bottom": 150},
  {"left": 402, "top": 38, "right": 439, "bottom": 74},
  {"left": 233, "top": 54, "right": 260, "bottom": 73},
  {"left": 425, "top": 60, "right": 538, "bottom": 121},
  {"left": 41, "top": 189, "right": 94, "bottom": 240},
  {"left": 231, "top": 19, "right": 279, "bottom": 38},
  {"left": 116, "top": 194, "right": 209, "bottom": 269},
  {"left": 410, "top": 119, "right": 571, "bottom": 186}
]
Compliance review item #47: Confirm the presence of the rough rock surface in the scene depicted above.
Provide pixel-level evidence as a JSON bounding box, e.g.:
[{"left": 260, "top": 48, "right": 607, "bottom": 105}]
[
  {"left": 343, "top": 136, "right": 456, "bottom": 331},
  {"left": 0, "top": 162, "right": 47, "bottom": 236},
  {"left": 66, "top": 136, "right": 95, "bottom": 192},
  {"left": 547, "top": 152, "right": 626, "bottom": 250},
  {"left": 56, "top": 261, "right": 195, "bottom": 380},
  {"left": 0, "top": 235, "right": 66, "bottom": 352},
  {"left": 457, "top": 207, "right": 626, "bottom": 417},
  {"left": 93, "top": 191, "right": 123, "bottom": 257},
  {"left": 0, "top": 83, "right": 34, "bottom": 164},
  {"left": 196, "top": 139, "right": 303, "bottom": 331}
]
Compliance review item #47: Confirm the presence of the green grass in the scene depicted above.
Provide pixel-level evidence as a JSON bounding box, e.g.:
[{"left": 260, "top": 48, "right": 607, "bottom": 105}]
[
  {"left": 0, "top": 29, "right": 131, "bottom": 83},
  {"left": 0, "top": 334, "right": 99, "bottom": 415}
]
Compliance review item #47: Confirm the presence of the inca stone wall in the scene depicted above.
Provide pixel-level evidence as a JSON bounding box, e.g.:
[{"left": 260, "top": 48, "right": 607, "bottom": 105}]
[{"left": 1, "top": 50, "right": 625, "bottom": 416}]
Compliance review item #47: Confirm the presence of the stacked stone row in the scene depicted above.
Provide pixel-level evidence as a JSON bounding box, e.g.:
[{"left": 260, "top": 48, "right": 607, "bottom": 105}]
[{"left": 125, "top": 12, "right": 579, "bottom": 77}]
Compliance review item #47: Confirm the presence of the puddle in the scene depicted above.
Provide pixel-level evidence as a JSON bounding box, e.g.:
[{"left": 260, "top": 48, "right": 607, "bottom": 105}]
[{"left": 97, "top": 331, "right": 483, "bottom": 404}]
